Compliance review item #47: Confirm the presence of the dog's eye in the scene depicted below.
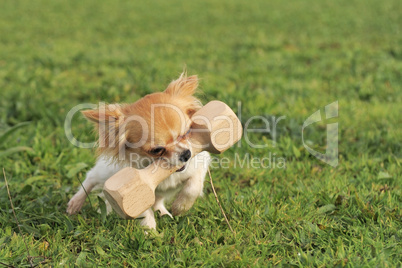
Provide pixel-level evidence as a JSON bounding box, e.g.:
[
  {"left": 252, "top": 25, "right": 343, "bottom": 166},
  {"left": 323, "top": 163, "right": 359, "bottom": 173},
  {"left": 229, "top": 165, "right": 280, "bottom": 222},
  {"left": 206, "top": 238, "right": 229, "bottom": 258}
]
[{"left": 149, "top": 147, "right": 166, "bottom": 156}]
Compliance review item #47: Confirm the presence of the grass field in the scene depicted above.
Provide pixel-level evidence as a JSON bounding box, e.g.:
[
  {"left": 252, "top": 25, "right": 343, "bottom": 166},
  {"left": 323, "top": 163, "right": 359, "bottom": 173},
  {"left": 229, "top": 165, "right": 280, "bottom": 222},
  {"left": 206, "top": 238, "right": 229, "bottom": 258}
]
[{"left": 0, "top": 0, "right": 401, "bottom": 266}]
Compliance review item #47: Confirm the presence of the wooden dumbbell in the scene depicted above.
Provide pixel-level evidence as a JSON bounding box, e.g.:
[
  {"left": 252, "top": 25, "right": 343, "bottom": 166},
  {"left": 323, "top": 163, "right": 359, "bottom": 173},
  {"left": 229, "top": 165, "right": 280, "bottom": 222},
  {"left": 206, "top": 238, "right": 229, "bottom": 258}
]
[{"left": 103, "top": 101, "right": 242, "bottom": 219}]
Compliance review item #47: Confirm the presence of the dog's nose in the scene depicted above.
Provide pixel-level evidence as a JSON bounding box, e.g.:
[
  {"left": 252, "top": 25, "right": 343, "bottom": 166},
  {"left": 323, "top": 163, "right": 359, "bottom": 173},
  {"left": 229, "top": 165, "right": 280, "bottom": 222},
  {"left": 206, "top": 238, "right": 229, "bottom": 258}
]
[{"left": 179, "top": 149, "right": 191, "bottom": 162}]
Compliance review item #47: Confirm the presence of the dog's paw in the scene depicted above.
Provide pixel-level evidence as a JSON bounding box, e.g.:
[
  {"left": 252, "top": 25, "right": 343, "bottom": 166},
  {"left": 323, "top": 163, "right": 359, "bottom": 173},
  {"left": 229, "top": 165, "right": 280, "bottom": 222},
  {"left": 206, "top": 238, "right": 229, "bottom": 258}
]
[
  {"left": 171, "top": 198, "right": 195, "bottom": 216},
  {"left": 153, "top": 203, "right": 173, "bottom": 218},
  {"left": 66, "top": 193, "right": 86, "bottom": 215},
  {"left": 159, "top": 209, "right": 173, "bottom": 219},
  {"left": 140, "top": 216, "right": 157, "bottom": 230}
]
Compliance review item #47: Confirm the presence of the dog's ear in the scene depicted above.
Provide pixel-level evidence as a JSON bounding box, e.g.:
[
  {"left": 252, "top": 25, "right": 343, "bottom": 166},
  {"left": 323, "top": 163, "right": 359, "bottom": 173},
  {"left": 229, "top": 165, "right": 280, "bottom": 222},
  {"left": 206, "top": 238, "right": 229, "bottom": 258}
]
[
  {"left": 186, "top": 102, "right": 202, "bottom": 117},
  {"left": 165, "top": 73, "right": 198, "bottom": 97},
  {"left": 81, "top": 104, "right": 124, "bottom": 123},
  {"left": 82, "top": 104, "right": 127, "bottom": 153}
]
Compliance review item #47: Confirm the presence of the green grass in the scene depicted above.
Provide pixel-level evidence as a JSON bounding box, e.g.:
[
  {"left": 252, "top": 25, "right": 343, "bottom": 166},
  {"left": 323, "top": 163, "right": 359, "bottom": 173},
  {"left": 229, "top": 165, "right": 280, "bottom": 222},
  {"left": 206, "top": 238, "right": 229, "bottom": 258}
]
[{"left": 0, "top": 0, "right": 401, "bottom": 266}]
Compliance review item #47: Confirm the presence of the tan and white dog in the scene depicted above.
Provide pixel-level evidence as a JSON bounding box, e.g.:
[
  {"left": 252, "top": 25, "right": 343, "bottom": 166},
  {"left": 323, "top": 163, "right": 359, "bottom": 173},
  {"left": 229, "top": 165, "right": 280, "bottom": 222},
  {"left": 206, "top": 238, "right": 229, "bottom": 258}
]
[{"left": 67, "top": 73, "right": 210, "bottom": 229}]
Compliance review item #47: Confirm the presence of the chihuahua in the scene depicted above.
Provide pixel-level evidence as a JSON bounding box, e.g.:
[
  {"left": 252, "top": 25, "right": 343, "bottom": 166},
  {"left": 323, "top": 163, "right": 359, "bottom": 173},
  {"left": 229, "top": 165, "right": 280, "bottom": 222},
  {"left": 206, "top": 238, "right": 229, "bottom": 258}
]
[{"left": 67, "top": 73, "right": 211, "bottom": 229}]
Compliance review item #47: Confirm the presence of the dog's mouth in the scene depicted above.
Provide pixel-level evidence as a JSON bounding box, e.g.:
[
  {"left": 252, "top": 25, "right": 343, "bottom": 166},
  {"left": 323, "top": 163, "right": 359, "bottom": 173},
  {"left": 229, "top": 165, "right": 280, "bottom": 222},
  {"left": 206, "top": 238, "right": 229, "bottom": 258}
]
[{"left": 176, "top": 165, "right": 186, "bottom": 172}]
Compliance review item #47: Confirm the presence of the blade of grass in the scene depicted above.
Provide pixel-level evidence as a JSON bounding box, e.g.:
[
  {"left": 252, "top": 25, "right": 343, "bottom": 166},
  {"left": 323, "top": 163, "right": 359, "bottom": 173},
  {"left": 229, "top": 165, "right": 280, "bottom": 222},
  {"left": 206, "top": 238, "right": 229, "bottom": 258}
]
[
  {"left": 207, "top": 168, "right": 235, "bottom": 236},
  {"left": 3, "top": 168, "right": 34, "bottom": 268},
  {"left": 0, "top": 122, "right": 31, "bottom": 145},
  {"left": 0, "top": 146, "right": 34, "bottom": 158}
]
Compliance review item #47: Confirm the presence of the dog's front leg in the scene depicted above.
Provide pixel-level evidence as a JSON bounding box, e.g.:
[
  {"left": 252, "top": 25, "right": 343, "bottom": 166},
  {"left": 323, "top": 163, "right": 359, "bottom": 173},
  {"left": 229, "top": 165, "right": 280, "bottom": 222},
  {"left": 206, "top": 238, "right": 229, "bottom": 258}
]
[
  {"left": 66, "top": 174, "right": 98, "bottom": 215},
  {"left": 139, "top": 208, "right": 157, "bottom": 230},
  {"left": 171, "top": 173, "right": 206, "bottom": 216},
  {"left": 67, "top": 157, "right": 122, "bottom": 215}
]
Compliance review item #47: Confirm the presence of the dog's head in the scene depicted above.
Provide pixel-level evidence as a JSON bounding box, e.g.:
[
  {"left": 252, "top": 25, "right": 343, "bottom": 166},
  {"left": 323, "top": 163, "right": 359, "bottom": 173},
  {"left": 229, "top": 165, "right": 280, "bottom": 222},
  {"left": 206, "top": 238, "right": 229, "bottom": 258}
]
[{"left": 82, "top": 73, "right": 202, "bottom": 169}]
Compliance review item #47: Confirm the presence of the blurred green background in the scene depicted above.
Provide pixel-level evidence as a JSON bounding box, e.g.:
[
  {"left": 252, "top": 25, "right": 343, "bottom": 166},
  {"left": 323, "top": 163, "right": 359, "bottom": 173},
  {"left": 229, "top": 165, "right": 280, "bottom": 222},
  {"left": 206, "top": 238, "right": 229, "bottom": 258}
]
[{"left": 0, "top": 0, "right": 401, "bottom": 266}]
